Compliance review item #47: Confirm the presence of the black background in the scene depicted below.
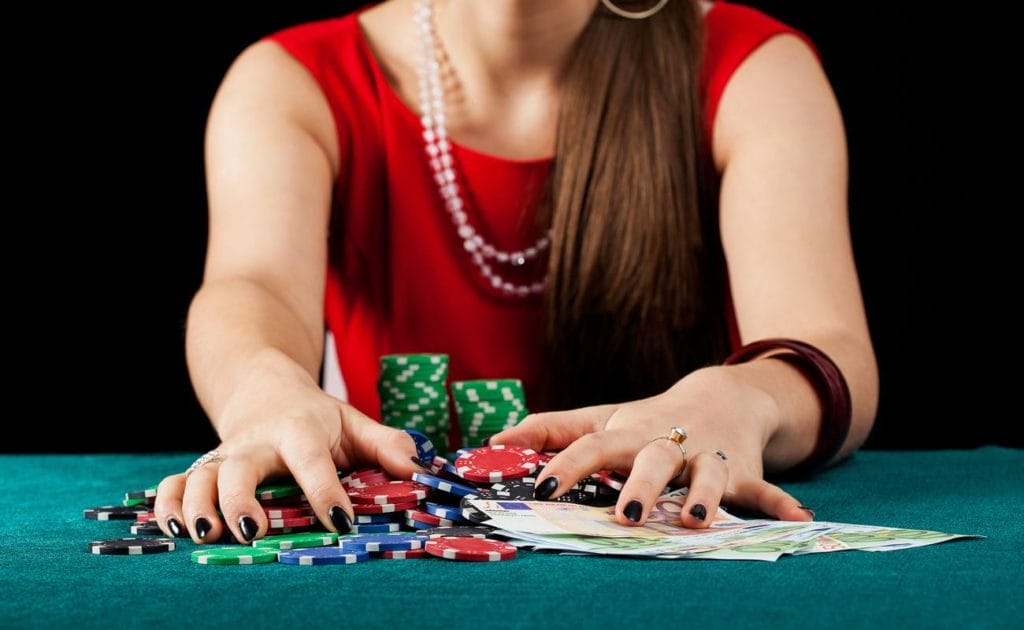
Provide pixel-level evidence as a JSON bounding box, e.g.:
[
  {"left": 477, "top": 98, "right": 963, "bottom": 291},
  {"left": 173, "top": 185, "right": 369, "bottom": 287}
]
[{"left": 10, "top": 2, "right": 1016, "bottom": 453}]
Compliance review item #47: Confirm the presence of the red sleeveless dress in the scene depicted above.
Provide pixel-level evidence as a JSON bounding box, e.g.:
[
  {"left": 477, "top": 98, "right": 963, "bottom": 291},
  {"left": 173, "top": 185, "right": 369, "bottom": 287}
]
[{"left": 265, "top": 2, "right": 814, "bottom": 419}]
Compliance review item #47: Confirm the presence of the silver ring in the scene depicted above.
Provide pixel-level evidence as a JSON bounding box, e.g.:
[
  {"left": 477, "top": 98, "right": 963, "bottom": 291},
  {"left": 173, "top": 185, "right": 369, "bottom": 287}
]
[
  {"left": 185, "top": 449, "right": 224, "bottom": 476},
  {"left": 715, "top": 449, "right": 728, "bottom": 461}
]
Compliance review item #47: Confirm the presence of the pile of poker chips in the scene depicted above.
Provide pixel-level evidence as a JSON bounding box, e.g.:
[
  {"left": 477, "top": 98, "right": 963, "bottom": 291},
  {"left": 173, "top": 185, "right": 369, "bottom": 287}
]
[
  {"left": 451, "top": 379, "right": 529, "bottom": 448},
  {"left": 378, "top": 354, "right": 451, "bottom": 457},
  {"left": 82, "top": 443, "right": 627, "bottom": 565}
]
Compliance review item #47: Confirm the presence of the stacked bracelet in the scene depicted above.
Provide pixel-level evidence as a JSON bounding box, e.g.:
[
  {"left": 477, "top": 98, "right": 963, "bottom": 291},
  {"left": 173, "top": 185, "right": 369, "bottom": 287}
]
[{"left": 724, "top": 338, "right": 852, "bottom": 477}]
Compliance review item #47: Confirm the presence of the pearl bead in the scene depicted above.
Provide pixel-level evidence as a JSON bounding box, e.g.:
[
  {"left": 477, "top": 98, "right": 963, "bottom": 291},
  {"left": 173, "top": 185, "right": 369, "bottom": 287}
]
[{"left": 458, "top": 225, "right": 474, "bottom": 239}]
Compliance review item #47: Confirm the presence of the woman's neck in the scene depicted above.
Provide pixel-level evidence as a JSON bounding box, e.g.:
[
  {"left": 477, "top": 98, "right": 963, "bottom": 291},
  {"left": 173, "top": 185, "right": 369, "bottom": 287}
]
[{"left": 436, "top": 0, "right": 597, "bottom": 94}]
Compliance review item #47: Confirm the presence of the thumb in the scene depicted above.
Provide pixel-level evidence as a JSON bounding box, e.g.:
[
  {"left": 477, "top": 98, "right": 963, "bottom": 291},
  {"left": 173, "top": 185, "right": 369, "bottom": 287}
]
[{"left": 490, "top": 403, "right": 618, "bottom": 451}]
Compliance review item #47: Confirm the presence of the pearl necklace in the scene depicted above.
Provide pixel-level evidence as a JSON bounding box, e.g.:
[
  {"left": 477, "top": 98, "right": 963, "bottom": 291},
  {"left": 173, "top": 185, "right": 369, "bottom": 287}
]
[{"left": 414, "top": 0, "right": 550, "bottom": 297}]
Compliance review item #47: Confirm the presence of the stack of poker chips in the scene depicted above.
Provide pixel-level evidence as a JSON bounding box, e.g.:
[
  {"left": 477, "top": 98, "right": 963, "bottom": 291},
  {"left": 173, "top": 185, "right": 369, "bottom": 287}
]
[
  {"left": 378, "top": 354, "right": 451, "bottom": 457},
  {"left": 450, "top": 379, "right": 529, "bottom": 448}
]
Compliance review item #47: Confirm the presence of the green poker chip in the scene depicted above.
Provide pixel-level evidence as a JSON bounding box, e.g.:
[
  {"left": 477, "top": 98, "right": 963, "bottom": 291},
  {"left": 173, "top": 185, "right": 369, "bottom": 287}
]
[
  {"left": 190, "top": 547, "right": 278, "bottom": 565},
  {"left": 252, "top": 532, "right": 339, "bottom": 550}
]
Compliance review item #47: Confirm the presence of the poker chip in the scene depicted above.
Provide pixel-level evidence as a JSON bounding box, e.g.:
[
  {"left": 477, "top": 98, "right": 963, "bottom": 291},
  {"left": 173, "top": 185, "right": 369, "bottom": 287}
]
[
  {"left": 191, "top": 547, "right": 278, "bottom": 565},
  {"left": 135, "top": 512, "right": 156, "bottom": 523},
  {"left": 89, "top": 538, "right": 175, "bottom": 555},
  {"left": 455, "top": 445, "right": 539, "bottom": 483},
  {"left": 255, "top": 480, "right": 304, "bottom": 501},
  {"left": 129, "top": 521, "right": 164, "bottom": 535},
  {"left": 338, "top": 533, "right": 426, "bottom": 552},
  {"left": 411, "top": 472, "right": 480, "bottom": 498},
  {"left": 490, "top": 478, "right": 537, "bottom": 500},
  {"left": 405, "top": 509, "right": 455, "bottom": 527},
  {"left": 124, "top": 486, "right": 158, "bottom": 500},
  {"left": 404, "top": 429, "right": 437, "bottom": 463},
  {"left": 262, "top": 506, "right": 315, "bottom": 519},
  {"left": 422, "top": 526, "right": 492, "bottom": 539},
  {"left": 267, "top": 516, "right": 318, "bottom": 529},
  {"left": 592, "top": 470, "right": 626, "bottom": 491},
  {"left": 405, "top": 519, "right": 437, "bottom": 530},
  {"left": 379, "top": 548, "right": 428, "bottom": 559},
  {"left": 278, "top": 547, "right": 370, "bottom": 566},
  {"left": 342, "top": 472, "right": 393, "bottom": 488},
  {"left": 450, "top": 379, "right": 525, "bottom": 402},
  {"left": 351, "top": 500, "right": 422, "bottom": 514},
  {"left": 425, "top": 536, "right": 517, "bottom": 561},
  {"left": 84, "top": 506, "right": 151, "bottom": 521},
  {"left": 350, "top": 522, "right": 402, "bottom": 534},
  {"left": 424, "top": 501, "right": 462, "bottom": 521},
  {"left": 251, "top": 532, "right": 339, "bottom": 550},
  {"left": 459, "top": 492, "right": 495, "bottom": 524},
  {"left": 346, "top": 480, "right": 429, "bottom": 505},
  {"left": 353, "top": 513, "right": 404, "bottom": 524}
]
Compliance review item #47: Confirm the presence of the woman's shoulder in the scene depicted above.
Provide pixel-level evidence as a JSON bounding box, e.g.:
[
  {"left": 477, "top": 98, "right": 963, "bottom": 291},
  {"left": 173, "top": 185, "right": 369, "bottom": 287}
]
[
  {"left": 262, "top": 9, "right": 372, "bottom": 84},
  {"left": 702, "top": 2, "right": 819, "bottom": 134}
]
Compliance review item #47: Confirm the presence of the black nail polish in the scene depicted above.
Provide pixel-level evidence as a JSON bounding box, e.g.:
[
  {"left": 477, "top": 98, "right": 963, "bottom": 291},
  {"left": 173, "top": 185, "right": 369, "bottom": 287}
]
[
  {"left": 624, "top": 500, "right": 644, "bottom": 523},
  {"left": 195, "top": 517, "right": 211, "bottom": 540},
  {"left": 238, "top": 516, "right": 258, "bottom": 542},
  {"left": 330, "top": 506, "right": 353, "bottom": 534},
  {"left": 534, "top": 477, "right": 558, "bottom": 500},
  {"left": 481, "top": 437, "right": 490, "bottom": 446},
  {"left": 690, "top": 504, "right": 708, "bottom": 522},
  {"left": 799, "top": 505, "right": 816, "bottom": 519},
  {"left": 167, "top": 518, "right": 183, "bottom": 538}
]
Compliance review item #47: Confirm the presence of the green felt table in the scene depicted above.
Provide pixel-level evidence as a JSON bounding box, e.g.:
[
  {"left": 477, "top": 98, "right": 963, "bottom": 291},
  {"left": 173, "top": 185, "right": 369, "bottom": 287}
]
[{"left": 1, "top": 449, "right": 1020, "bottom": 629}]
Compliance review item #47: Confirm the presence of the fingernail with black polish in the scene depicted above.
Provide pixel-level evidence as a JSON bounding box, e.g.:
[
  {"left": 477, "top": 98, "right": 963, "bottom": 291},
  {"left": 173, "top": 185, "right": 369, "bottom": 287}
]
[
  {"left": 167, "top": 518, "right": 183, "bottom": 538},
  {"left": 195, "top": 517, "right": 211, "bottom": 540},
  {"left": 330, "top": 506, "right": 353, "bottom": 534},
  {"left": 799, "top": 505, "right": 816, "bottom": 519},
  {"left": 533, "top": 477, "right": 558, "bottom": 500},
  {"left": 238, "top": 516, "right": 258, "bottom": 542},
  {"left": 624, "top": 500, "right": 644, "bottom": 523},
  {"left": 690, "top": 503, "right": 708, "bottom": 522}
]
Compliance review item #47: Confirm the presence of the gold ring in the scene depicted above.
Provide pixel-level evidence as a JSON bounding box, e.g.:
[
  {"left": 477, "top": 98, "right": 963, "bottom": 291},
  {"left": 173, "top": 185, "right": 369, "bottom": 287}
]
[{"left": 649, "top": 426, "right": 688, "bottom": 477}]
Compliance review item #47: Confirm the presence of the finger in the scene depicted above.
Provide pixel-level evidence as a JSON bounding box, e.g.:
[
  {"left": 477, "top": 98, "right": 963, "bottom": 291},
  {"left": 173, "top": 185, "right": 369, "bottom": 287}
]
[
  {"left": 489, "top": 404, "right": 618, "bottom": 451},
  {"left": 181, "top": 463, "right": 224, "bottom": 543},
  {"left": 725, "top": 478, "right": 812, "bottom": 522},
  {"left": 674, "top": 453, "right": 729, "bottom": 528},
  {"left": 614, "top": 438, "right": 690, "bottom": 526},
  {"left": 218, "top": 454, "right": 270, "bottom": 543},
  {"left": 532, "top": 429, "right": 643, "bottom": 500},
  {"left": 278, "top": 432, "right": 355, "bottom": 535},
  {"left": 153, "top": 473, "right": 188, "bottom": 538},
  {"left": 343, "top": 405, "right": 420, "bottom": 480}
]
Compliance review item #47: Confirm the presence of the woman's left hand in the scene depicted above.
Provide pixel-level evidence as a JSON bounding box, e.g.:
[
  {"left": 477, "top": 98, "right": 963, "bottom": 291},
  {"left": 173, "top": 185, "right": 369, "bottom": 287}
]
[{"left": 489, "top": 366, "right": 815, "bottom": 528}]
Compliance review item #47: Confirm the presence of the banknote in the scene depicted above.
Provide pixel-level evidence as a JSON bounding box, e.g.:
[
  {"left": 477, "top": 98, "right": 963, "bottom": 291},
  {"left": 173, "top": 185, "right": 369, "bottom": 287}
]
[{"left": 469, "top": 489, "right": 978, "bottom": 561}]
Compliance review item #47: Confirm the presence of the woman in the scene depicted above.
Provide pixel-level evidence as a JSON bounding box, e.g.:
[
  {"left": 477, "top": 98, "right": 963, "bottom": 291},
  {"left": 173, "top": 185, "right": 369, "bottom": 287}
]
[{"left": 155, "top": 0, "right": 878, "bottom": 545}]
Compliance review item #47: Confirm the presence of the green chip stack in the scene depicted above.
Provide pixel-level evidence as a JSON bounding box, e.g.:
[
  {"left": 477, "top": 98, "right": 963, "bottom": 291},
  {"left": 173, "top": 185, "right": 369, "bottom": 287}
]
[
  {"left": 451, "top": 379, "right": 529, "bottom": 448},
  {"left": 378, "top": 354, "right": 451, "bottom": 457}
]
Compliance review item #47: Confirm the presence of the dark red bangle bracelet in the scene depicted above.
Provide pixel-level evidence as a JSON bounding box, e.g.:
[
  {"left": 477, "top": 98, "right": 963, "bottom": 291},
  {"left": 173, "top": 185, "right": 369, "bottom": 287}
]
[{"left": 723, "top": 338, "right": 852, "bottom": 477}]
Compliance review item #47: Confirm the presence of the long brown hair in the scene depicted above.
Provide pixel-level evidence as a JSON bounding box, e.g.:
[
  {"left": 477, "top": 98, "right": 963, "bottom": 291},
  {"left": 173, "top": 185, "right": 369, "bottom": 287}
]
[{"left": 541, "top": 0, "right": 728, "bottom": 408}]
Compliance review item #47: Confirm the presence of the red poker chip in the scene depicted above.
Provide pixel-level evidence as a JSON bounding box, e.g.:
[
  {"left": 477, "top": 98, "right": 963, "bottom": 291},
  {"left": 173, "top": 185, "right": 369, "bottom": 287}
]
[
  {"left": 591, "top": 469, "right": 626, "bottom": 491},
  {"left": 537, "top": 451, "right": 557, "bottom": 467},
  {"left": 340, "top": 468, "right": 389, "bottom": 485},
  {"left": 262, "top": 506, "right": 315, "bottom": 519},
  {"left": 352, "top": 500, "right": 422, "bottom": 514},
  {"left": 267, "top": 515, "right": 318, "bottom": 528},
  {"left": 425, "top": 536, "right": 517, "bottom": 562},
  {"left": 343, "top": 472, "right": 393, "bottom": 488},
  {"left": 135, "top": 512, "right": 157, "bottom": 523},
  {"left": 379, "top": 548, "right": 428, "bottom": 560},
  {"left": 404, "top": 509, "right": 449, "bottom": 527},
  {"left": 346, "top": 480, "right": 430, "bottom": 505},
  {"left": 455, "top": 445, "right": 539, "bottom": 483}
]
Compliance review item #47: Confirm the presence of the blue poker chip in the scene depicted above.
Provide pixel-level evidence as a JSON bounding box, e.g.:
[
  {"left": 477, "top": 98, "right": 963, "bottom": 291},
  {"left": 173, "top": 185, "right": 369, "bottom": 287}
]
[
  {"left": 424, "top": 501, "right": 462, "bottom": 521},
  {"left": 278, "top": 547, "right": 370, "bottom": 566},
  {"left": 353, "top": 512, "right": 403, "bottom": 525},
  {"left": 403, "top": 429, "right": 437, "bottom": 463},
  {"left": 411, "top": 472, "right": 479, "bottom": 498},
  {"left": 338, "top": 533, "right": 427, "bottom": 552},
  {"left": 405, "top": 519, "right": 435, "bottom": 530},
  {"left": 349, "top": 522, "right": 402, "bottom": 534}
]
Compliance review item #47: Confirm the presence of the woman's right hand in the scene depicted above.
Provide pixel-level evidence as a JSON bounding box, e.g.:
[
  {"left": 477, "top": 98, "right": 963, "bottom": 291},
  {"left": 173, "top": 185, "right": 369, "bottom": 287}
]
[{"left": 153, "top": 356, "right": 419, "bottom": 545}]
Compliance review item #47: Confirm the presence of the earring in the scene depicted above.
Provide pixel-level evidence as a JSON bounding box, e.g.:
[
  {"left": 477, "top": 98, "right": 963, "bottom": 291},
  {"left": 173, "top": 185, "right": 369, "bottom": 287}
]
[{"left": 600, "top": 0, "right": 670, "bottom": 20}]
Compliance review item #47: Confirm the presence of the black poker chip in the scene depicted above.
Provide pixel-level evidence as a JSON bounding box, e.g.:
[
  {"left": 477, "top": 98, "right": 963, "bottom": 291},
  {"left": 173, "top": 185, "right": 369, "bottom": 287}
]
[
  {"left": 459, "top": 490, "right": 495, "bottom": 524},
  {"left": 83, "top": 506, "right": 151, "bottom": 521},
  {"left": 422, "top": 526, "right": 493, "bottom": 539},
  {"left": 490, "top": 478, "right": 600, "bottom": 505},
  {"left": 129, "top": 521, "right": 164, "bottom": 535},
  {"left": 89, "top": 537, "right": 175, "bottom": 555}
]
